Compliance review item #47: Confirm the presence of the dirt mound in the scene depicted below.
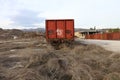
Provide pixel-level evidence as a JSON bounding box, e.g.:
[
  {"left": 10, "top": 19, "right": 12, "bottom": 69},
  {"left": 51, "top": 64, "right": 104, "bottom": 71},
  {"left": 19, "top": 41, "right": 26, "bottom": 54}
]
[
  {"left": 0, "top": 29, "right": 23, "bottom": 40},
  {"left": 0, "top": 38, "right": 120, "bottom": 80},
  {"left": 0, "top": 29, "right": 45, "bottom": 40},
  {"left": 18, "top": 51, "right": 93, "bottom": 80},
  {"left": 11, "top": 44, "right": 117, "bottom": 80}
]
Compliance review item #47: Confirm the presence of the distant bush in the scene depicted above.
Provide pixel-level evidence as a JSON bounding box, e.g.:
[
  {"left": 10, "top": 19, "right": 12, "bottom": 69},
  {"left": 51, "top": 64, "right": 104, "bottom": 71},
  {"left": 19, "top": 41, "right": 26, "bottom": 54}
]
[
  {"left": 108, "top": 28, "right": 120, "bottom": 32},
  {"left": 0, "top": 28, "right": 3, "bottom": 31}
]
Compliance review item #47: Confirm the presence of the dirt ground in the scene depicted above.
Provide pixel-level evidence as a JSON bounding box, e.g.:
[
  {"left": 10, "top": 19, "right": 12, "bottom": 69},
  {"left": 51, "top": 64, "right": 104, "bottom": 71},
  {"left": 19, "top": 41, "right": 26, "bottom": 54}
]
[
  {"left": 0, "top": 38, "right": 120, "bottom": 80},
  {"left": 77, "top": 39, "right": 120, "bottom": 53}
]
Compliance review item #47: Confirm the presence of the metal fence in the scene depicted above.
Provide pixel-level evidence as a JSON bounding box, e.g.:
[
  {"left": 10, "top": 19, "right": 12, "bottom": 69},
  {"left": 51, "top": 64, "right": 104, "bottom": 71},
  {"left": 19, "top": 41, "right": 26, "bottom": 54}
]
[{"left": 85, "top": 32, "right": 120, "bottom": 40}]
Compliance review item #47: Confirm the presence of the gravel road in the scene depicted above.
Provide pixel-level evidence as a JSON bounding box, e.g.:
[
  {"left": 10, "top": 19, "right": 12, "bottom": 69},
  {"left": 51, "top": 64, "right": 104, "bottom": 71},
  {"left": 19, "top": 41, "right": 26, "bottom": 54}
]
[{"left": 76, "top": 39, "right": 120, "bottom": 53}]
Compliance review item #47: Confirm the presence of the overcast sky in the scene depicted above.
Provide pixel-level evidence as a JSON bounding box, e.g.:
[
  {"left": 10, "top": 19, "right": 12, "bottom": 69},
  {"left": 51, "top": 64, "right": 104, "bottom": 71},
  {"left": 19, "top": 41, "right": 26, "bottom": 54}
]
[{"left": 0, "top": 0, "right": 120, "bottom": 29}]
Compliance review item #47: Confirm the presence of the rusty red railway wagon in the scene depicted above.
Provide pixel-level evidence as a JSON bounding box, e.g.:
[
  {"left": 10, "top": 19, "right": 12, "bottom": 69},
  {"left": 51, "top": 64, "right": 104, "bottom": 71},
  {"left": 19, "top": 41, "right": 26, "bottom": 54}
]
[{"left": 46, "top": 19, "right": 74, "bottom": 45}]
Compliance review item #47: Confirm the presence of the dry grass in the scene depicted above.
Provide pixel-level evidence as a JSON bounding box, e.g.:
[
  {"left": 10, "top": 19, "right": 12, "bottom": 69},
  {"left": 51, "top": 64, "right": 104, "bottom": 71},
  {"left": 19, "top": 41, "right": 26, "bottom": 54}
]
[
  {"left": 103, "top": 72, "right": 120, "bottom": 80},
  {"left": 0, "top": 38, "right": 120, "bottom": 80}
]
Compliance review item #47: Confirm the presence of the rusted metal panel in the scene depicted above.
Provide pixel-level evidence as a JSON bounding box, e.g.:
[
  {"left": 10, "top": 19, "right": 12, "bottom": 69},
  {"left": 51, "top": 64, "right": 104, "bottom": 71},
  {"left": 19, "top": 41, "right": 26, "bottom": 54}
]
[
  {"left": 93, "top": 34, "right": 101, "bottom": 39},
  {"left": 107, "top": 33, "right": 114, "bottom": 40},
  {"left": 111, "top": 32, "right": 120, "bottom": 40},
  {"left": 46, "top": 19, "right": 74, "bottom": 41},
  {"left": 99, "top": 34, "right": 102, "bottom": 40},
  {"left": 93, "top": 34, "right": 97, "bottom": 39},
  {"left": 46, "top": 20, "right": 56, "bottom": 39},
  {"left": 103, "top": 33, "right": 108, "bottom": 40},
  {"left": 85, "top": 32, "right": 120, "bottom": 40},
  {"left": 56, "top": 20, "right": 65, "bottom": 38},
  {"left": 90, "top": 35, "right": 94, "bottom": 39},
  {"left": 66, "top": 20, "right": 74, "bottom": 39}
]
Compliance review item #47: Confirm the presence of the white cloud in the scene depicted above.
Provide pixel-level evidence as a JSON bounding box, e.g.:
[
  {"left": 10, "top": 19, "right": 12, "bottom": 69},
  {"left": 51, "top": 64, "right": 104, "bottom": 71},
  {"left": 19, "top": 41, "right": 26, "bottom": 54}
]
[
  {"left": 0, "top": 19, "right": 14, "bottom": 28},
  {"left": 0, "top": 0, "right": 120, "bottom": 29}
]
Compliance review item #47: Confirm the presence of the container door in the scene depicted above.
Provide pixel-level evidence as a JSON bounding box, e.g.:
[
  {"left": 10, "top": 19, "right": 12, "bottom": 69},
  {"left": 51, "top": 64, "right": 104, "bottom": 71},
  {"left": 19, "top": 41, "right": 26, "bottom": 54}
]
[
  {"left": 47, "top": 21, "right": 56, "bottom": 39},
  {"left": 56, "top": 21, "right": 65, "bottom": 38},
  {"left": 66, "top": 20, "right": 74, "bottom": 39}
]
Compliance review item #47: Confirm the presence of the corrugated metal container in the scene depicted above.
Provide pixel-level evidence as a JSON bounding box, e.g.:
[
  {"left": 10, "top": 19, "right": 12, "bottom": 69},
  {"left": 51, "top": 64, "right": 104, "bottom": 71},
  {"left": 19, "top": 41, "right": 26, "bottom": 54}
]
[{"left": 46, "top": 19, "right": 74, "bottom": 41}]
